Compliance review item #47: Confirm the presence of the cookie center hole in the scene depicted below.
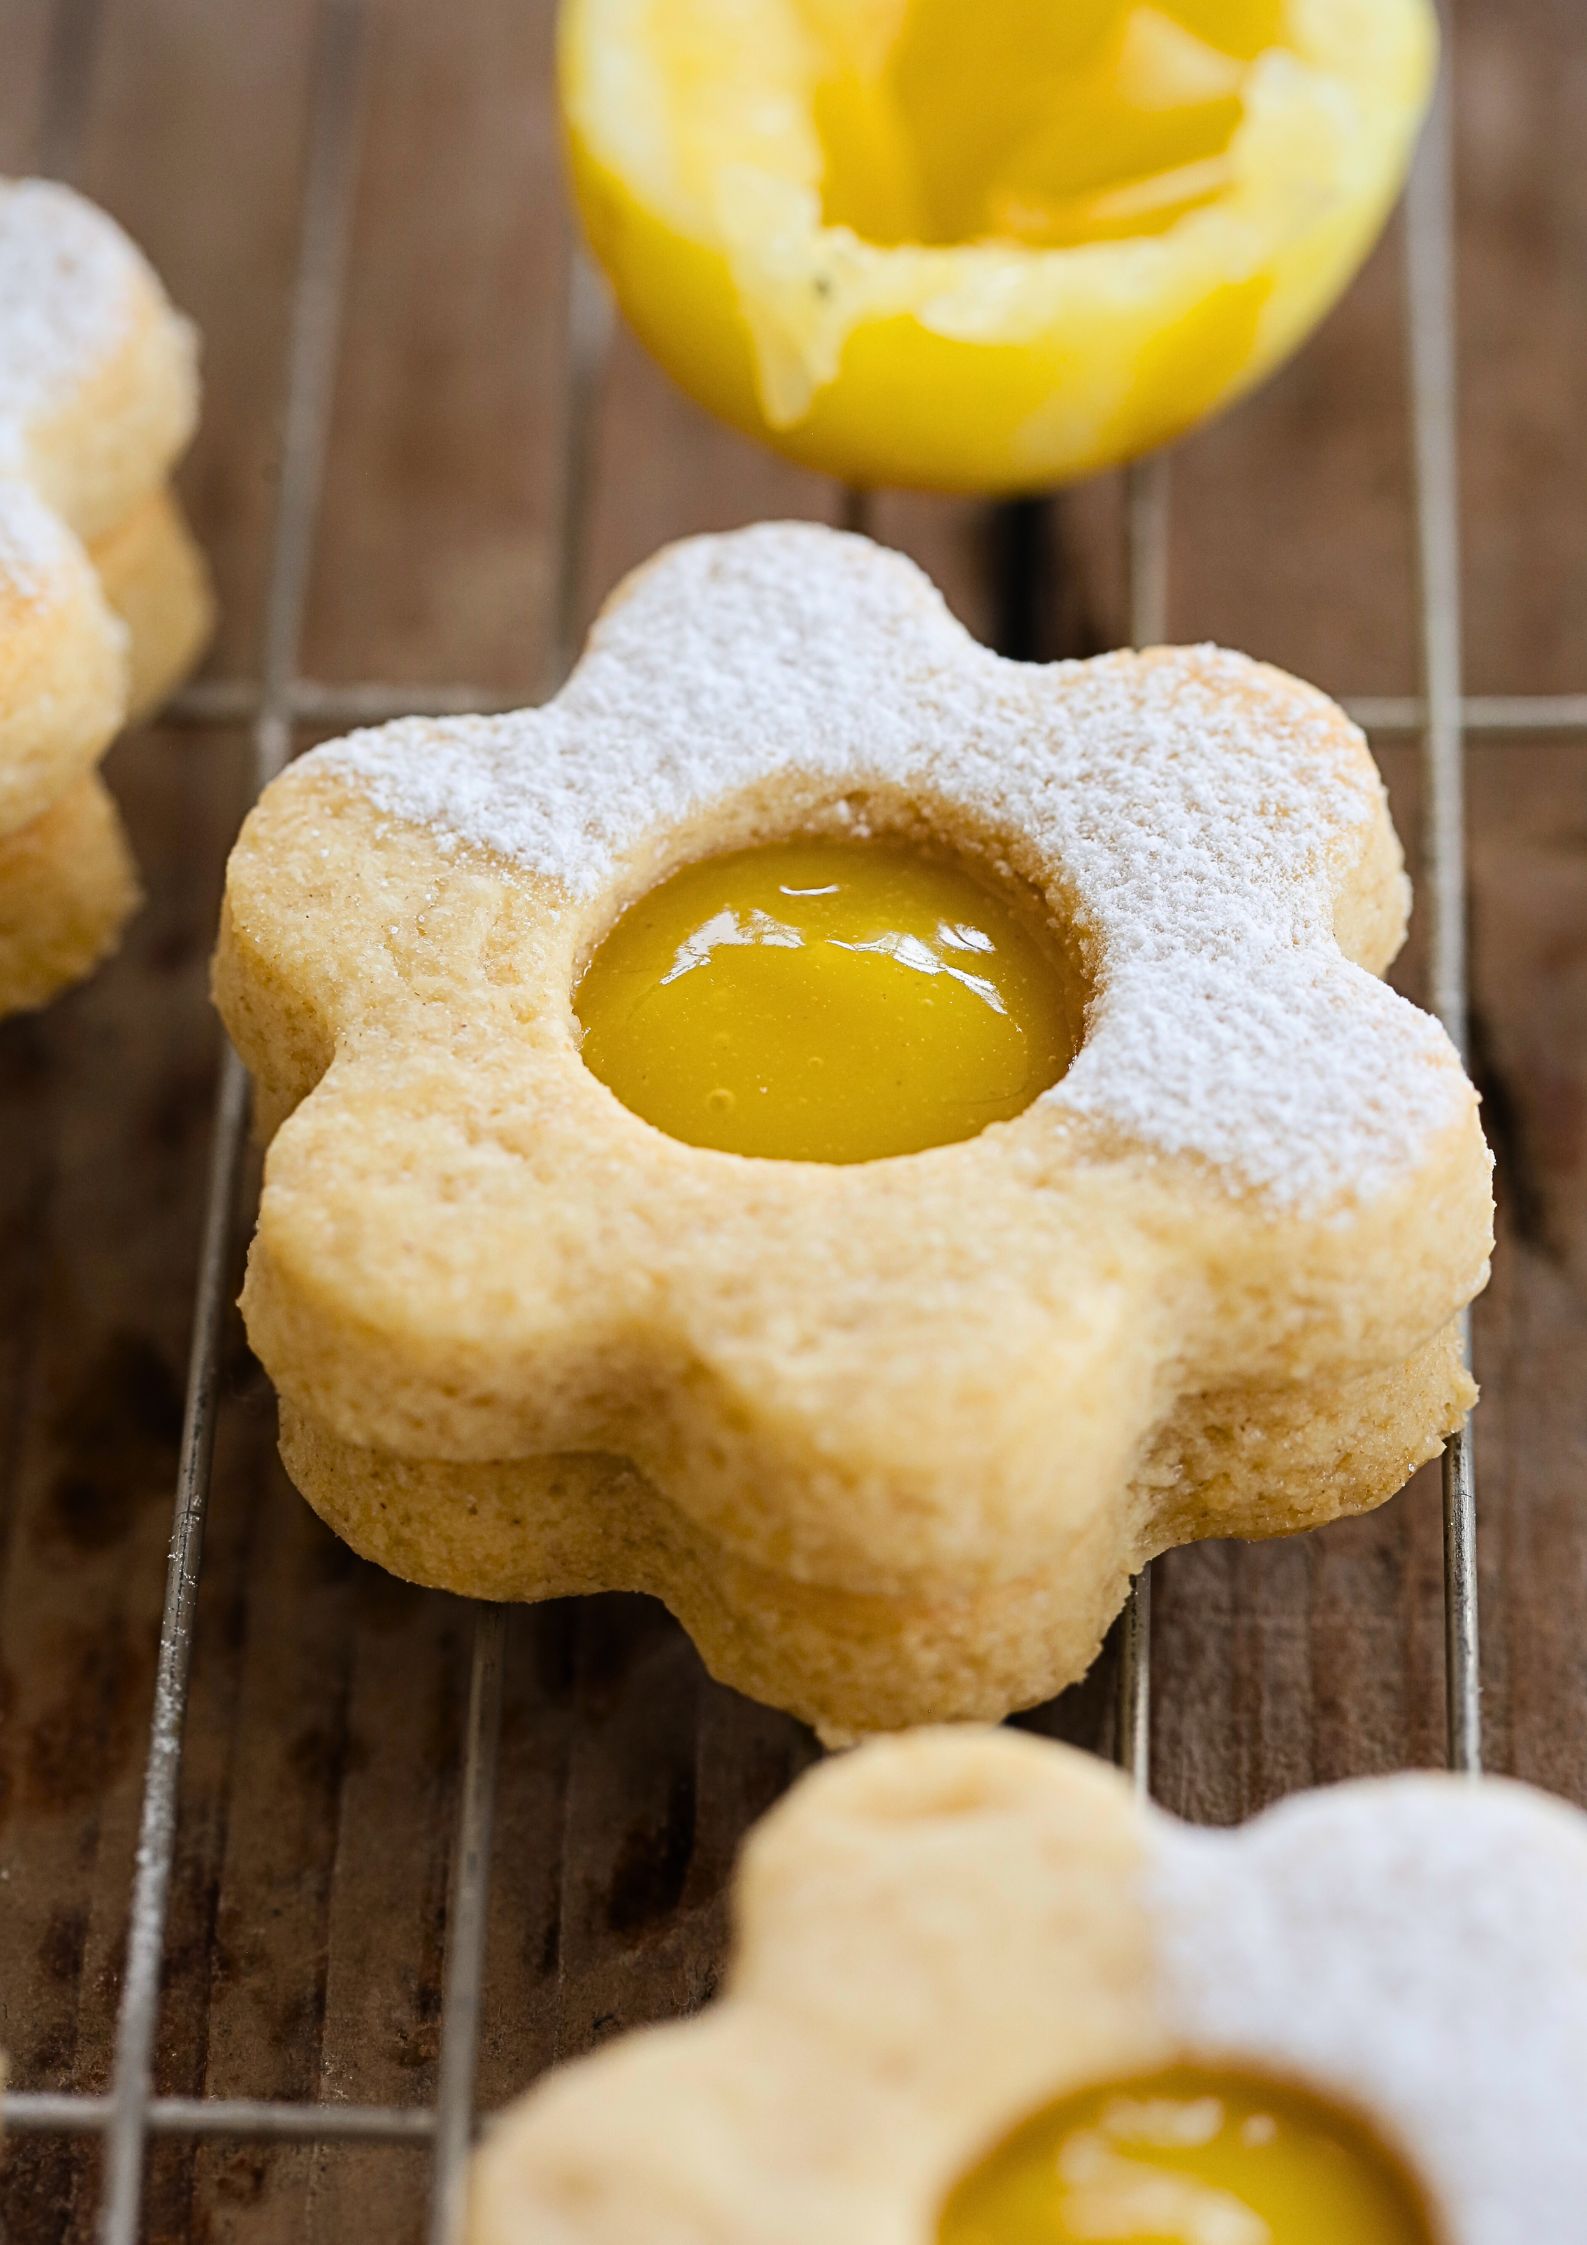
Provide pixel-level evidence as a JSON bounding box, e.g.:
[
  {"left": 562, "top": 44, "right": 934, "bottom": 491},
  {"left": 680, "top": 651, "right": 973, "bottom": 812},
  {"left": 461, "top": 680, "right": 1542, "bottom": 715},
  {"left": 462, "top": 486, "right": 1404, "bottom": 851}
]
[
  {"left": 574, "top": 834, "right": 1079, "bottom": 1165},
  {"left": 938, "top": 2065, "right": 1435, "bottom": 2245}
]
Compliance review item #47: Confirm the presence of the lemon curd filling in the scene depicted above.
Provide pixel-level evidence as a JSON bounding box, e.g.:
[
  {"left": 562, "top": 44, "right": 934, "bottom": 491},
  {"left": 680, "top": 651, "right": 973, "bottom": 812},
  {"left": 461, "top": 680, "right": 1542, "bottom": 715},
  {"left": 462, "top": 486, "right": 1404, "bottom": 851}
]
[
  {"left": 575, "top": 836, "right": 1074, "bottom": 1163},
  {"left": 939, "top": 2067, "right": 1434, "bottom": 2245}
]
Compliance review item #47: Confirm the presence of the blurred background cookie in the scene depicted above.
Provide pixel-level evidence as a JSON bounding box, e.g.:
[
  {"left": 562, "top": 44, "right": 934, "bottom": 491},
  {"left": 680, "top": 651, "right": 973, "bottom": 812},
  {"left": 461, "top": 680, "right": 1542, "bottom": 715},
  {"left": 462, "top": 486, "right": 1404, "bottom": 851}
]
[{"left": 0, "top": 175, "right": 212, "bottom": 1014}]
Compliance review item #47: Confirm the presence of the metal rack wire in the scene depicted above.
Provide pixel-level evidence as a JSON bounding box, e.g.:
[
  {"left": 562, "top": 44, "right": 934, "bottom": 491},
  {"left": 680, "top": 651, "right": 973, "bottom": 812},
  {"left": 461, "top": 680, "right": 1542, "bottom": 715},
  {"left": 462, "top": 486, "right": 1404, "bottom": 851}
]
[{"left": 3, "top": 0, "right": 1487, "bottom": 2234}]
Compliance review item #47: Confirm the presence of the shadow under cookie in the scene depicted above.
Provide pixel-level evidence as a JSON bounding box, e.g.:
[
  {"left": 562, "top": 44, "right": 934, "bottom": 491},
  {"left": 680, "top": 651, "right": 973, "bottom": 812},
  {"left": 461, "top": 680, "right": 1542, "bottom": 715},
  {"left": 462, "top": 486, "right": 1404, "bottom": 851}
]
[{"left": 278, "top": 1316, "right": 1470, "bottom": 1740}]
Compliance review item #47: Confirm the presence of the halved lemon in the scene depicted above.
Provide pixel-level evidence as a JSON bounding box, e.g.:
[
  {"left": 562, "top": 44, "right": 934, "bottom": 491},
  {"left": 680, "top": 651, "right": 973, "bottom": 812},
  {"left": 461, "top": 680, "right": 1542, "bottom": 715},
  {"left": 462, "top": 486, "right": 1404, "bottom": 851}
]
[{"left": 559, "top": 0, "right": 1436, "bottom": 492}]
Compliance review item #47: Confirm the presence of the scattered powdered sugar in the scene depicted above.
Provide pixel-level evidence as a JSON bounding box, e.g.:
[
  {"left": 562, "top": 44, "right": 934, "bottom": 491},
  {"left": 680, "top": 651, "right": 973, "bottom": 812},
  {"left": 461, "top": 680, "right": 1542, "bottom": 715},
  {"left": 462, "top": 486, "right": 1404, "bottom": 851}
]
[
  {"left": 310, "top": 520, "right": 1472, "bottom": 1212},
  {"left": 0, "top": 177, "right": 143, "bottom": 459},
  {"left": 1149, "top": 1777, "right": 1587, "bottom": 2242},
  {"left": 0, "top": 475, "right": 75, "bottom": 604}
]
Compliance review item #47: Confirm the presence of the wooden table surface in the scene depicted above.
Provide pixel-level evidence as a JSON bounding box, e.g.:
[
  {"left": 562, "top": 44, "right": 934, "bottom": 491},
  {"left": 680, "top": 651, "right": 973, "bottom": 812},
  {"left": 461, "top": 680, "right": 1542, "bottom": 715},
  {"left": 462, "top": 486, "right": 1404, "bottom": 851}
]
[{"left": 2, "top": 1, "right": 1584, "bottom": 2237}]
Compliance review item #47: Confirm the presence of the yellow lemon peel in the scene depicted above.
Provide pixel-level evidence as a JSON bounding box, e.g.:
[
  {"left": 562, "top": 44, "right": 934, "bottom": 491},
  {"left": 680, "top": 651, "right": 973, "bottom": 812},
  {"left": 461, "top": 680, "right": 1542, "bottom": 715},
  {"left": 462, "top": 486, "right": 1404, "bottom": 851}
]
[{"left": 559, "top": 0, "right": 1436, "bottom": 489}]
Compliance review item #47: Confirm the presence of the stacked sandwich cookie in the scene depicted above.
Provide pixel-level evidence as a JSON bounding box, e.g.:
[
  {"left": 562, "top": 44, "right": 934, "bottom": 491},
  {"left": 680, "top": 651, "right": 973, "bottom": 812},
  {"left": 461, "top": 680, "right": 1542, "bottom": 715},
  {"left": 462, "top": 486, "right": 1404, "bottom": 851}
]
[
  {"left": 0, "top": 177, "right": 212, "bottom": 1016},
  {"left": 215, "top": 523, "right": 1491, "bottom": 1740}
]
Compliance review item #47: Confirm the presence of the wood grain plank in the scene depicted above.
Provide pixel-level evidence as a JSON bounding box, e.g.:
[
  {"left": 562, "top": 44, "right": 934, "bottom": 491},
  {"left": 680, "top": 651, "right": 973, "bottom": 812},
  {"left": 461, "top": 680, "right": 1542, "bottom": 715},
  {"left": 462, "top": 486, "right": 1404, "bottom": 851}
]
[
  {"left": 302, "top": 0, "right": 569, "bottom": 695},
  {"left": 0, "top": 0, "right": 55, "bottom": 167},
  {"left": 1466, "top": 740, "right": 1587, "bottom": 1799},
  {"left": 1, "top": 1, "right": 1584, "bottom": 2237},
  {"left": 0, "top": 722, "right": 251, "bottom": 2243},
  {"left": 1457, "top": 0, "right": 1587, "bottom": 696},
  {"left": 74, "top": 0, "right": 320, "bottom": 679},
  {"left": 1164, "top": 222, "right": 1417, "bottom": 696},
  {"left": 0, "top": 0, "right": 322, "bottom": 2235},
  {"left": 580, "top": 331, "right": 837, "bottom": 627}
]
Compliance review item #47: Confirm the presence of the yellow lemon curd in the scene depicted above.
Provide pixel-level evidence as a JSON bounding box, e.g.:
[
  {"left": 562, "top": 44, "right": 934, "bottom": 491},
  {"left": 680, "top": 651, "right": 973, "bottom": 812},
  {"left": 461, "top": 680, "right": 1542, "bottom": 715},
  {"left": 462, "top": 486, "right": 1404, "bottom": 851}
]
[
  {"left": 575, "top": 836, "right": 1073, "bottom": 1162},
  {"left": 558, "top": 0, "right": 1437, "bottom": 493},
  {"left": 939, "top": 2066, "right": 1434, "bottom": 2245}
]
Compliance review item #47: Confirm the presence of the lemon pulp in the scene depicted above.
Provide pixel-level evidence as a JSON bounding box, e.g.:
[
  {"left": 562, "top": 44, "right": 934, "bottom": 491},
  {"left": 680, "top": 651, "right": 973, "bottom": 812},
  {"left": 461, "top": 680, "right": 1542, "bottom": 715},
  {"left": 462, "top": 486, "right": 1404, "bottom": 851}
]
[
  {"left": 818, "top": 1, "right": 1277, "bottom": 252},
  {"left": 575, "top": 837, "right": 1073, "bottom": 1163},
  {"left": 938, "top": 2066, "right": 1433, "bottom": 2245},
  {"left": 559, "top": 0, "right": 1436, "bottom": 490}
]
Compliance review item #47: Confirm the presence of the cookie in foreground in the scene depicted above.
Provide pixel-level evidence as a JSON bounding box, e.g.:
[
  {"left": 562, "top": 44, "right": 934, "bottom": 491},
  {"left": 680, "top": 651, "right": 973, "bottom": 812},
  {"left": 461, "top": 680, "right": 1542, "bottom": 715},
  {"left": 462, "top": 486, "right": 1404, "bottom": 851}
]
[
  {"left": 216, "top": 521, "right": 1491, "bottom": 1736},
  {"left": 468, "top": 1729, "right": 1587, "bottom": 2244}
]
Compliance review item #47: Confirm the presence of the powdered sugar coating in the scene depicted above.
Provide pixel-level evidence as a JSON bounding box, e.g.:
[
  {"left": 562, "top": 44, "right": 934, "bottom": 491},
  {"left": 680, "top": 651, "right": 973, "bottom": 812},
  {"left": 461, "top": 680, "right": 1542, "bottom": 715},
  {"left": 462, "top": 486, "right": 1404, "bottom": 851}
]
[
  {"left": 0, "top": 475, "right": 75, "bottom": 604},
  {"left": 0, "top": 178, "right": 143, "bottom": 467},
  {"left": 1150, "top": 1777, "right": 1587, "bottom": 2243},
  {"left": 312, "top": 520, "right": 1470, "bottom": 1212}
]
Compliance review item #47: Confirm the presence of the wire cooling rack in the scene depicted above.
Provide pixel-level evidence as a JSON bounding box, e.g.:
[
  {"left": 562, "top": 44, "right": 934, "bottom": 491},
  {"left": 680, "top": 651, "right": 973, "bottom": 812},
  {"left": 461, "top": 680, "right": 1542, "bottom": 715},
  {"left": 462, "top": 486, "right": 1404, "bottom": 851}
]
[{"left": 3, "top": 0, "right": 1494, "bottom": 2237}]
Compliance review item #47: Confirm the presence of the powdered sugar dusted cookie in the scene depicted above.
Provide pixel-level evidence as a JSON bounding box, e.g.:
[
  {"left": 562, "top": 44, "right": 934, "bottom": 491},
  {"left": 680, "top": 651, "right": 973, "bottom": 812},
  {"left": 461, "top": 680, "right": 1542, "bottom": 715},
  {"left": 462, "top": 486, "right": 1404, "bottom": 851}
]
[
  {"left": 0, "top": 176, "right": 196, "bottom": 544},
  {"left": 0, "top": 176, "right": 213, "bottom": 713},
  {"left": 216, "top": 522, "right": 1492, "bottom": 1735},
  {"left": 468, "top": 1730, "right": 1587, "bottom": 2245},
  {"left": 0, "top": 180, "right": 212, "bottom": 1015},
  {"left": 0, "top": 773, "right": 139, "bottom": 1018},
  {"left": 0, "top": 476, "right": 127, "bottom": 838}
]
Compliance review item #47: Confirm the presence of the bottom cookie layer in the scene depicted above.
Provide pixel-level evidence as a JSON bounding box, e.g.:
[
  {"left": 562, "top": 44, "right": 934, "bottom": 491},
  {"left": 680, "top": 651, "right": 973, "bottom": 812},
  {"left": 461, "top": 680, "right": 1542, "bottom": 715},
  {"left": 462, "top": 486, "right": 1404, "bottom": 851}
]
[
  {"left": 278, "top": 1319, "right": 1472, "bottom": 1737},
  {"left": 90, "top": 485, "right": 215, "bottom": 723},
  {"left": 0, "top": 773, "right": 141, "bottom": 1017}
]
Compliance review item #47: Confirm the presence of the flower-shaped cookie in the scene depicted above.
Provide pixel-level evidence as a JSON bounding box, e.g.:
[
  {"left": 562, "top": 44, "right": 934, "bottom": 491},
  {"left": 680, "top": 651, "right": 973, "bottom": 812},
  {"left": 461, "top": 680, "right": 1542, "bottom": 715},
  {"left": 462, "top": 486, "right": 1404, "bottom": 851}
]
[
  {"left": 0, "top": 178, "right": 213, "bottom": 1014},
  {"left": 215, "top": 523, "right": 1492, "bottom": 1736},
  {"left": 467, "top": 1729, "right": 1587, "bottom": 2243},
  {"left": 0, "top": 176, "right": 195, "bottom": 545}
]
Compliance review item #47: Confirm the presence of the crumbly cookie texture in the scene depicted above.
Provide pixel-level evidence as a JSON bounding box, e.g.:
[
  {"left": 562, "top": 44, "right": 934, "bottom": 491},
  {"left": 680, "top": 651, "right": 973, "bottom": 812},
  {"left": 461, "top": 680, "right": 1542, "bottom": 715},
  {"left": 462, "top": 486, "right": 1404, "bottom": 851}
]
[
  {"left": 216, "top": 522, "right": 1492, "bottom": 1735},
  {"left": 0, "top": 180, "right": 212, "bottom": 1017},
  {"left": 89, "top": 485, "right": 215, "bottom": 724},
  {"left": 467, "top": 1730, "right": 1587, "bottom": 2245},
  {"left": 0, "top": 477, "right": 127, "bottom": 837},
  {"left": 0, "top": 772, "right": 140, "bottom": 1016}
]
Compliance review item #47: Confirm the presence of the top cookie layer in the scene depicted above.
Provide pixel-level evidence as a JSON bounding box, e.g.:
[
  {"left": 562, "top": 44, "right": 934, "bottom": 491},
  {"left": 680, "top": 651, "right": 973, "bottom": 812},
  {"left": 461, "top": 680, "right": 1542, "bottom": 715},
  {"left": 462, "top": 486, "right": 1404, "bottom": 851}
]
[
  {"left": 317, "top": 521, "right": 1464, "bottom": 1215},
  {"left": 0, "top": 177, "right": 198, "bottom": 542}
]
